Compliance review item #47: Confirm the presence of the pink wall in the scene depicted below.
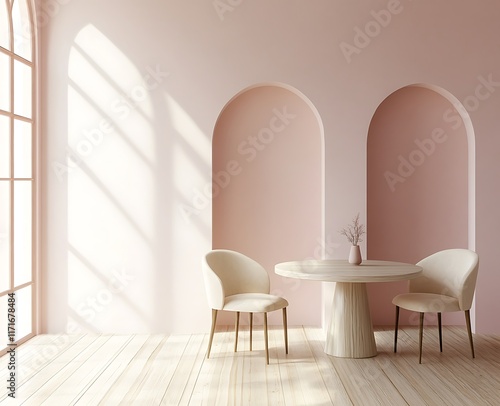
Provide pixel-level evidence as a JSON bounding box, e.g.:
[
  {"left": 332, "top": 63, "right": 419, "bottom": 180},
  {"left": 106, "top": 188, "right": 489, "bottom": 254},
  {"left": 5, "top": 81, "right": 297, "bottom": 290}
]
[
  {"left": 39, "top": 0, "right": 500, "bottom": 334},
  {"left": 213, "top": 84, "right": 323, "bottom": 326},
  {"left": 367, "top": 85, "right": 469, "bottom": 326}
]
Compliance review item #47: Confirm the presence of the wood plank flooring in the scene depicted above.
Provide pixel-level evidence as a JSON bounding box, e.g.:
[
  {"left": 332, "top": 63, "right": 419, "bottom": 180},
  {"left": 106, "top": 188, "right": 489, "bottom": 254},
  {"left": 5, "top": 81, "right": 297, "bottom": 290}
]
[{"left": 1, "top": 326, "right": 499, "bottom": 405}]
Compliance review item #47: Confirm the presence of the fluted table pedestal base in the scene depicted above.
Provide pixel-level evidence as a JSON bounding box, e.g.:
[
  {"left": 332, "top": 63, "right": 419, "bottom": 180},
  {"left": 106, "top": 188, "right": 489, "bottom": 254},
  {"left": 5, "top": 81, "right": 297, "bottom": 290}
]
[{"left": 325, "top": 282, "right": 377, "bottom": 358}]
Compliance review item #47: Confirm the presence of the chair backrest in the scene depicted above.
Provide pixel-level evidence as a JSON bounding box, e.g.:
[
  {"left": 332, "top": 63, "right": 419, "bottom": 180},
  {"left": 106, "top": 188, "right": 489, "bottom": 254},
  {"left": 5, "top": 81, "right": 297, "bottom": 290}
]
[
  {"left": 410, "top": 248, "right": 479, "bottom": 310},
  {"left": 202, "top": 249, "right": 270, "bottom": 310}
]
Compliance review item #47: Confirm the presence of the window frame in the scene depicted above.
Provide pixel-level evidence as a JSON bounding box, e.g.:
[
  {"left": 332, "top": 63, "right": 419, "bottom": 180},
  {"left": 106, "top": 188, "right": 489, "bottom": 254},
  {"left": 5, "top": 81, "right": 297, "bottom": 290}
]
[{"left": 0, "top": 0, "right": 38, "bottom": 357}]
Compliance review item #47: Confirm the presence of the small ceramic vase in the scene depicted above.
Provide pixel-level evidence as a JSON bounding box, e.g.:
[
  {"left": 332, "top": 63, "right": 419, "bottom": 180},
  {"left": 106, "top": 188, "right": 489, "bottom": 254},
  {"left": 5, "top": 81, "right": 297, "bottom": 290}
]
[{"left": 348, "top": 245, "right": 362, "bottom": 265}]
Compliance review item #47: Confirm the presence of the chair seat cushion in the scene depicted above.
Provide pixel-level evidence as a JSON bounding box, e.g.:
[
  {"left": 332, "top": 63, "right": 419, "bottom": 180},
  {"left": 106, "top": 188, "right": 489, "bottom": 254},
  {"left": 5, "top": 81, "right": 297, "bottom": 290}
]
[
  {"left": 392, "top": 292, "right": 460, "bottom": 313},
  {"left": 223, "top": 293, "right": 289, "bottom": 313}
]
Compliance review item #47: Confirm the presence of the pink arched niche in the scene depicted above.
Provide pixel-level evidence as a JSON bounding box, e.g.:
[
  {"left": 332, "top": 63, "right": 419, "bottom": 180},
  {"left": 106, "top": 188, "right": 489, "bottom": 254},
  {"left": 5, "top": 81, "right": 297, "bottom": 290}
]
[
  {"left": 212, "top": 83, "right": 324, "bottom": 326},
  {"left": 367, "top": 84, "right": 474, "bottom": 327}
]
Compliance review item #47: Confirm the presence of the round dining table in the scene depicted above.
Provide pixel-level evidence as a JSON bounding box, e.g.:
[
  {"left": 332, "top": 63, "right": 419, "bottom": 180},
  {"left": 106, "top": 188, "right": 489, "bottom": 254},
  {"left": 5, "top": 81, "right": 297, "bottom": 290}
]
[{"left": 275, "top": 259, "right": 422, "bottom": 358}]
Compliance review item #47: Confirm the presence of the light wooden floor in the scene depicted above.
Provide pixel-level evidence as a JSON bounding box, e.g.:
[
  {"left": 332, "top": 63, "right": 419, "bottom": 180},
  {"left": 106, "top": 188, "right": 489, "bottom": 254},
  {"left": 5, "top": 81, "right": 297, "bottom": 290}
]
[{"left": 1, "top": 326, "right": 499, "bottom": 405}]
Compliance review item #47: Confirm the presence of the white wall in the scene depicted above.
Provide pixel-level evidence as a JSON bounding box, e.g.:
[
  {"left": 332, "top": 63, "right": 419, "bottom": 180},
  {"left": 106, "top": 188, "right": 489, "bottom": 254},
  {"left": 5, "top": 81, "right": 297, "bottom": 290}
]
[{"left": 39, "top": 0, "right": 500, "bottom": 334}]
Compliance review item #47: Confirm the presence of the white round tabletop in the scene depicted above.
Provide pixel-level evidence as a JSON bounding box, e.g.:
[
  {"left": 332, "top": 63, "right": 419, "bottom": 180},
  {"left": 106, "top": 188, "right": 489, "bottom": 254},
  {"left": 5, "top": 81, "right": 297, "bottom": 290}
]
[{"left": 275, "top": 259, "right": 422, "bottom": 283}]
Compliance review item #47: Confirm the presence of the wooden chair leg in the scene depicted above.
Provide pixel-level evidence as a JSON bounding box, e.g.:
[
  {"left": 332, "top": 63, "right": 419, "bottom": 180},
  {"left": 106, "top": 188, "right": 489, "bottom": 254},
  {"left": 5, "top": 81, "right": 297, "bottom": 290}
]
[
  {"left": 465, "top": 310, "right": 475, "bottom": 358},
  {"left": 263, "top": 313, "right": 269, "bottom": 364},
  {"left": 249, "top": 313, "right": 253, "bottom": 351},
  {"left": 283, "top": 307, "right": 288, "bottom": 355},
  {"left": 394, "top": 306, "right": 400, "bottom": 353},
  {"left": 234, "top": 311, "right": 240, "bottom": 352},
  {"left": 438, "top": 312, "right": 443, "bottom": 352},
  {"left": 419, "top": 312, "right": 424, "bottom": 364},
  {"left": 207, "top": 309, "right": 218, "bottom": 359}
]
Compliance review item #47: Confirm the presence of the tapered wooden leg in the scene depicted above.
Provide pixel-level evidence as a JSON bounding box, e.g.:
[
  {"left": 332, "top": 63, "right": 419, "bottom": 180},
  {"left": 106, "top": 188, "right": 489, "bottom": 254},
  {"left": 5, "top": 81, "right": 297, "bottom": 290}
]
[
  {"left": 394, "top": 306, "right": 400, "bottom": 353},
  {"left": 263, "top": 313, "right": 269, "bottom": 364},
  {"left": 283, "top": 307, "right": 288, "bottom": 354},
  {"left": 207, "top": 309, "right": 218, "bottom": 359},
  {"left": 438, "top": 313, "right": 443, "bottom": 352},
  {"left": 465, "top": 310, "right": 475, "bottom": 358},
  {"left": 234, "top": 312, "right": 240, "bottom": 352},
  {"left": 249, "top": 313, "right": 253, "bottom": 351},
  {"left": 419, "top": 312, "right": 424, "bottom": 364}
]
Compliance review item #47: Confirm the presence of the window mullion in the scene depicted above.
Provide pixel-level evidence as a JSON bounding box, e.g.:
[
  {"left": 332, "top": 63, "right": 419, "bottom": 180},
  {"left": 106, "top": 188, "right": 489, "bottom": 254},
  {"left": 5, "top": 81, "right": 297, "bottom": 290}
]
[
  {"left": 7, "top": 0, "right": 13, "bottom": 51},
  {"left": 9, "top": 42, "right": 14, "bottom": 295},
  {"left": 9, "top": 175, "right": 13, "bottom": 292}
]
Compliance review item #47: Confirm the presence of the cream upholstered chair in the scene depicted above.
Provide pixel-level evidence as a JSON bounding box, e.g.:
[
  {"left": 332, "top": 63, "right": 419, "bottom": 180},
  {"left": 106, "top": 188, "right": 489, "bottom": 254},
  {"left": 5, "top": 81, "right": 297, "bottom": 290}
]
[
  {"left": 202, "top": 249, "right": 289, "bottom": 364},
  {"left": 393, "top": 248, "right": 479, "bottom": 364}
]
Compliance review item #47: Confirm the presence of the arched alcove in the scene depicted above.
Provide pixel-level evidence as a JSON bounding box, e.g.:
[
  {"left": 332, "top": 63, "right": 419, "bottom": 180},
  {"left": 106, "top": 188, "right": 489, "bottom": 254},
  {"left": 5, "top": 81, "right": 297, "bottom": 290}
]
[
  {"left": 367, "top": 84, "right": 475, "bottom": 327},
  {"left": 212, "top": 83, "right": 324, "bottom": 326}
]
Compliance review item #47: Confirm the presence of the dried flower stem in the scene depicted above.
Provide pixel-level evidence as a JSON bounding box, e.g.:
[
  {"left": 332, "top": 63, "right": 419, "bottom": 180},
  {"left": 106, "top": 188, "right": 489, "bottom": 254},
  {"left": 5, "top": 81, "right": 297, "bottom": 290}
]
[{"left": 339, "top": 213, "right": 365, "bottom": 246}]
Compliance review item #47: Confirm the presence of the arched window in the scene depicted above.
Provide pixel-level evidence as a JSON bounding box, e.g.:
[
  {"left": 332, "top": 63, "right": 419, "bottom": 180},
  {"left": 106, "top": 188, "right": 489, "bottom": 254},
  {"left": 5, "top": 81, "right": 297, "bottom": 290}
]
[{"left": 0, "top": 0, "right": 37, "bottom": 355}]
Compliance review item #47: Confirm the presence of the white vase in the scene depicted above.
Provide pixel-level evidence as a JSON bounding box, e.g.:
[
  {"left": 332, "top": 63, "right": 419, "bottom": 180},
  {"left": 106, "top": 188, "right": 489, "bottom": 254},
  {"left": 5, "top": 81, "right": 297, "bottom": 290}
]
[{"left": 348, "top": 245, "right": 362, "bottom": 265}]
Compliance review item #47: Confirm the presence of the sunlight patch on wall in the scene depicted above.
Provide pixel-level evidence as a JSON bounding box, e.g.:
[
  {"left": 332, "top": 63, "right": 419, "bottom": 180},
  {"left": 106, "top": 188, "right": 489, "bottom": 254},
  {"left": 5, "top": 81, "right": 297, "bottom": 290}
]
[
  {"left": 72, "top": 24, "right": 154, "bottom": 118},
  {"left": 166, "top": 93, "right": 210, "bottom": 165},
  {"left": 66, "top": 24, "right": 156, "bottom": 333},
  {"left": 165, "top": 94, "right": 211, "bottom": 231}
]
